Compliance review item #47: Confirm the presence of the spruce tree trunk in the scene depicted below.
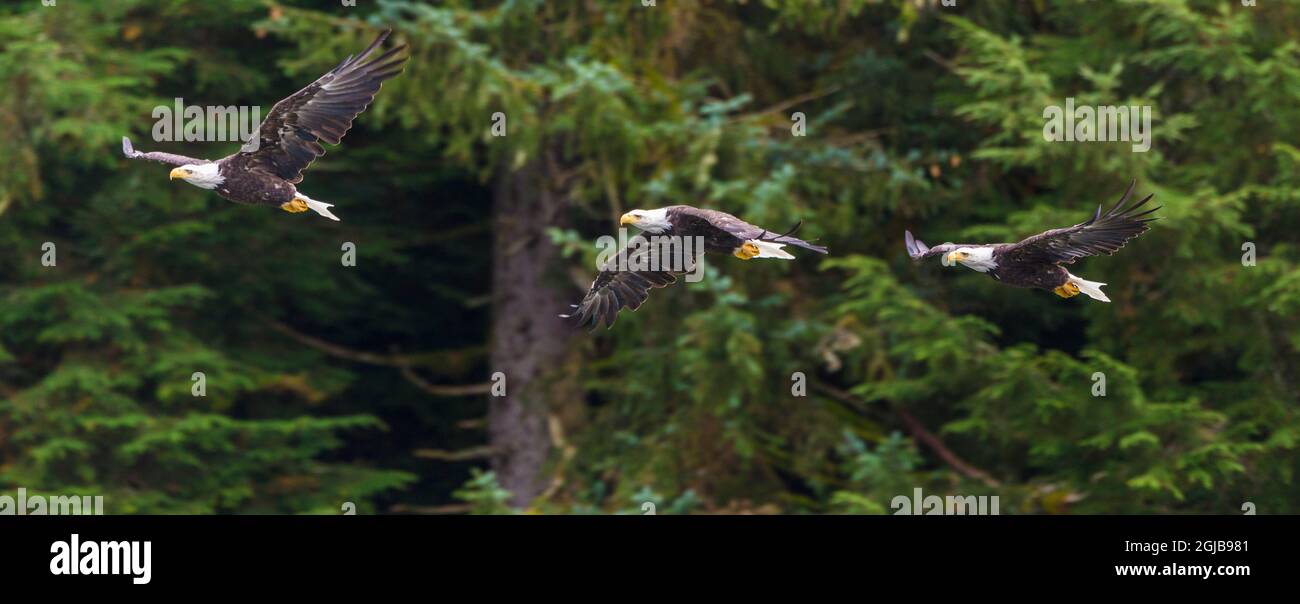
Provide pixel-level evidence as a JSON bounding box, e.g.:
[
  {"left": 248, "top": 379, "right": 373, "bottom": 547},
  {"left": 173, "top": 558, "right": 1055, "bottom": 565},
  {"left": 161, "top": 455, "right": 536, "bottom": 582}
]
[{"left": 487, "top": 157, "right": 578, "bottom": 508}]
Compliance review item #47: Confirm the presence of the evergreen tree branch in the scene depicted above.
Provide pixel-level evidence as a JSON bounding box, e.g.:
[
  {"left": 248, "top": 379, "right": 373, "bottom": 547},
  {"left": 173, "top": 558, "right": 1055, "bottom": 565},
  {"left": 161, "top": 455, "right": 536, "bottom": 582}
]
[
  {"left": 730, "top": 85, "right": 843, "bottom": 123},
  {"left": 814, "top": 382, "right": 1001, "bottom": 489}
]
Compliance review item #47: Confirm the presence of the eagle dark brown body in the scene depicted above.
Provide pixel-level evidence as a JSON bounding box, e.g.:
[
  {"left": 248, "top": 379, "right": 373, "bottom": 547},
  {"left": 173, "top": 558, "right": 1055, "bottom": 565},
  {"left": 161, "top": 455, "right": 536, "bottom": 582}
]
[
  {"left": 212, "top": 154, "right": 298, "bottom": 206},
  {"left": 661, "top": 206, "right": 791, "bottom": 255},
  {"left": 986, "top": 247, "right": 1073, "bottom": 290}
]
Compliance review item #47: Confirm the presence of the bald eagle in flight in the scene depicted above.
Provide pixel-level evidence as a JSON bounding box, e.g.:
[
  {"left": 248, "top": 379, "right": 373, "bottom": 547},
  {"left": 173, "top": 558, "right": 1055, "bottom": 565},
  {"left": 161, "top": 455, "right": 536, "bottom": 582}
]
[
  {"left": 121, "top": 30, "right": 407, "bottom": 221},
  {"left": 561, "top": 206, "right": 829, "bottom": 329},
  {"left": 905, "top": 180, "right": 1158, "bottom": 302}
]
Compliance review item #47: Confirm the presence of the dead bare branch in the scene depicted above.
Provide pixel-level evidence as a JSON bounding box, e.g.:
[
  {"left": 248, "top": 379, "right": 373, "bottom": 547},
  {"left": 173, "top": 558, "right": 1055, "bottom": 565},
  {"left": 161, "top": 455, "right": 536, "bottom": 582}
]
[
  {"left": 266, "top": 320, "right": 490, "bottom": 397},
  {"left": 388, "top": 503, "right": 473, "bottom": 515},
  {"left": 413, "top": 446, "right": 497, "bottom": 461}
]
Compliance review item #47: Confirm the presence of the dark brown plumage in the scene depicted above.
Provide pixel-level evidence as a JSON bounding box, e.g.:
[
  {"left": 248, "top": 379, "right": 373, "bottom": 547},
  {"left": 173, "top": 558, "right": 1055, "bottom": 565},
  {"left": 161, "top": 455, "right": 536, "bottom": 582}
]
[
  {"left": 240, "top": 30, "right": 407, "bottom": 184},
  {"left": 563, "top": 239, "right": 695, "bottom": 330}
]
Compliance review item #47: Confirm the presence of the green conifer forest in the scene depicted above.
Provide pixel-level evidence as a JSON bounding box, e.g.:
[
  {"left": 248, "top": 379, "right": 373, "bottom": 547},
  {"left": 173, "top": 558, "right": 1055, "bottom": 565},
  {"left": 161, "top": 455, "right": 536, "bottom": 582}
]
[{"left": 1, "top": 0, "right": 1296, "bottom": 516}]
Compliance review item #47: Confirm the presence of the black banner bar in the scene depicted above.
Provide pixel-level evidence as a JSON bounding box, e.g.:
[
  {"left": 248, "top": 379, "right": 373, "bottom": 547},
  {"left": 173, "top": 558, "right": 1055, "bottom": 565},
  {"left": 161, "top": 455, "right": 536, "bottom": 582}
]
[{"left": 1, "top": 514, "right": 1285, "bottom": 590}]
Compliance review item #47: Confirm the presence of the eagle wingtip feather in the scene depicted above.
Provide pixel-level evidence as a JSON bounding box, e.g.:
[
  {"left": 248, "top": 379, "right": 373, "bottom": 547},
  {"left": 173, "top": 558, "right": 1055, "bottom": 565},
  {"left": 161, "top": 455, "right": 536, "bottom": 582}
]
[{"left": 905, "top": 230, "right": 931, "bottom": 258}]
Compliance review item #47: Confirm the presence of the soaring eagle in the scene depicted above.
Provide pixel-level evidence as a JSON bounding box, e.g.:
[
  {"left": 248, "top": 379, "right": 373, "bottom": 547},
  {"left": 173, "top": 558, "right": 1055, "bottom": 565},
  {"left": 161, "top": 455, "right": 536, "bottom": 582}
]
[
  {"left": 905, "top": 181, "right": 1158, "bottom": 302},
  {"left": 561, "top": 206, "right": 829, "bottom": 329},
  {"left": 121, "top": 30, "right": 407, "bottom": 221}
]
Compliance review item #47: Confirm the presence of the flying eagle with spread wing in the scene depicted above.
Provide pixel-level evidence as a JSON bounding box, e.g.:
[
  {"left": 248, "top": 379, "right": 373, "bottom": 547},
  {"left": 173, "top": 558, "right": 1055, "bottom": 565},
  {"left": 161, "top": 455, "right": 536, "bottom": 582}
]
[
  {"left": 905, "top": 180, "right": 1159, "bottom": 302},
  {"left": 561, "top": 206, "right": 828, "bottom": 329},
  {"left": 121, "top": 30, "right": 407, "bottom": 221}
]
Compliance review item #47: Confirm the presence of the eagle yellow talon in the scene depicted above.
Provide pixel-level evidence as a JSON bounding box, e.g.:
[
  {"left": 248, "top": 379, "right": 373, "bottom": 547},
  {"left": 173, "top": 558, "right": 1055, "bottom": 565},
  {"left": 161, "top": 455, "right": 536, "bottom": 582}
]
[
  {"left": 734, "top": 241, "right": 761, "bottom": 260},
  {"left": 1053, "top": 282, "right": 1081, "bottom": 298},
  {"left": 280, "top": 198, "right": 309, "bottom": 213}
]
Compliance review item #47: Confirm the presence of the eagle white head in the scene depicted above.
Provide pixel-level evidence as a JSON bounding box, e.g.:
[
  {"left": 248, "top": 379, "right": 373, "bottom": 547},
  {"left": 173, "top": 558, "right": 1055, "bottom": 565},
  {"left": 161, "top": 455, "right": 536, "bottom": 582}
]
[
  {"left": 944, "top": 246, "right": 997, "bottom": 273},
  {"left": 619, "top": 208, "right": 672, "bottom": 234},
  {"left": 169, "top": 163, "right": 223, "bottom": 190}
]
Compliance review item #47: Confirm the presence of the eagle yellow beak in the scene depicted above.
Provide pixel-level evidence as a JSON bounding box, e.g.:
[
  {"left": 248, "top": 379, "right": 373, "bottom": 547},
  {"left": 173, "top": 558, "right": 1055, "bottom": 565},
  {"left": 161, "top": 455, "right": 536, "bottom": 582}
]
[
  {"left": 169, "top": 168, "right": 188, "bottom": 181},
  {"left": 946, "top": 251, "right": 965, "bottom": 264},
  {"left": 619, "top": 212, "right": 639, "bottom": 226}
]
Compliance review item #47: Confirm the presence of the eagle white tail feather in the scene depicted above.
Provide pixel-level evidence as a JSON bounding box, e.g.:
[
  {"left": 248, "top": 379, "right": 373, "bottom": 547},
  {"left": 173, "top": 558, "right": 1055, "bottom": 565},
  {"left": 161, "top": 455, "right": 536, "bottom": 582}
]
[
  {"left": 297, "top": 193, "right": 340, "bottom": 221},
  {"left": 1066, "top": 272, "right": 1110, "bottom": 302},
  {"left": 749, "top": 240, "right": 795, "bottom": 260}
]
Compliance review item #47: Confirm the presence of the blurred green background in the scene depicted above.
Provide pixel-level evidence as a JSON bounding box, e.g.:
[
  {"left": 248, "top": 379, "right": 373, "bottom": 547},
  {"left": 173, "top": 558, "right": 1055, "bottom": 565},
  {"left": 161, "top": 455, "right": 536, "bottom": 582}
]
[{"left": 1, "top": 0, "right": 1296, "bottom": 514}]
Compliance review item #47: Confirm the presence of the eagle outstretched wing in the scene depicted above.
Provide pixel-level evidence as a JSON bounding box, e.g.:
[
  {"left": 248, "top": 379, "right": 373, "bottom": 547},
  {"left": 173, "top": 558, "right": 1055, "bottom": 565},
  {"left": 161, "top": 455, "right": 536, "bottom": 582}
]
[
  {"left": 1001, "top": 180, "right": 1159, "bottom": 266},
  {"left": 242, "top": 29, "right": 407, "bottom": 183},
  {"left": 681, "top": 207, "right": 829, "bottom": 254},
  {"left": 121, "top": 137, "right": 207, "bottom": 167},
  {"left": 561, "top": 239, "right": 701, "bottom": 330}
]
